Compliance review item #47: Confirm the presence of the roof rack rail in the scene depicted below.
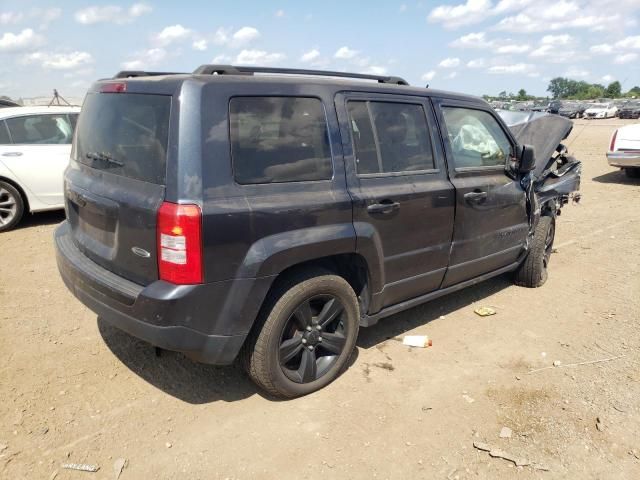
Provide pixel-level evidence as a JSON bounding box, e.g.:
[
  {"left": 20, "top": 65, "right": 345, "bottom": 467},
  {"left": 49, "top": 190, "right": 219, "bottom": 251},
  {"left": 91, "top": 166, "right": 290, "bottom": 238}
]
[
  {"left": 113, "top": 71, "right": 183, "bottom": 79},
  {"left": 192, "top": 64, "right": 409, "bottom": 85}
]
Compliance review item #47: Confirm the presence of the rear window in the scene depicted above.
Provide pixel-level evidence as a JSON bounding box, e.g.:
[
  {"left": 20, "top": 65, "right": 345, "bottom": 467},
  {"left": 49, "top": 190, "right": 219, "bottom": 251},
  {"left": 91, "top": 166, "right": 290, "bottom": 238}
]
[
  {"left": 229, "top": 96, "right": 332, "bottom": 184},
  {"left": 76, "top": 93, "right": 171, "bottom": 184}
]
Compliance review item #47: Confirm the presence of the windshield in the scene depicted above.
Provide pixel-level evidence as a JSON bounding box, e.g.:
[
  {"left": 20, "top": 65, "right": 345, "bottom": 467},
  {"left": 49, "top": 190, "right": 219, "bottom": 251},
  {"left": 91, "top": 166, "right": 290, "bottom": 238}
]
[
  {"left": 590, "top": 103, "right": 609, "bottom": 108},
  {"left": 75, "top": 93, "right": 171, "bottom": 184}
]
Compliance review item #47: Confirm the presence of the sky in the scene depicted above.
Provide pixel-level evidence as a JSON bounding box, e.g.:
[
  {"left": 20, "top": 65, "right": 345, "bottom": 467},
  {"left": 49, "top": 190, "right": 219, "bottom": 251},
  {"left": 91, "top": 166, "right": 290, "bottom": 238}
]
[{"left": 0, "top": 0, "right": 639, "bottom": 100}]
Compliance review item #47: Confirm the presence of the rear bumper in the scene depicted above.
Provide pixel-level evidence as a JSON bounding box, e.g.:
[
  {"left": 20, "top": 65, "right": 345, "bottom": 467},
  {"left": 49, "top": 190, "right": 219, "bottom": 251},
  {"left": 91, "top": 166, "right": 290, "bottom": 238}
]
[
  {"left": 55, "top": 221, "right": 273, "bottom": 364},
  {"left": 607, "top": 151, "right": 640, "bottom": 168}
]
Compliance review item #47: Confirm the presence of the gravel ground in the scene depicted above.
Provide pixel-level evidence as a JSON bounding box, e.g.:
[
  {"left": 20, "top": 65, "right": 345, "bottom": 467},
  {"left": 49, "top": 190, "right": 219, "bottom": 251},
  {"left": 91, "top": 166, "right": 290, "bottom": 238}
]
[{"left": 1, "top": 118, "right": 639, "bottom": 479}]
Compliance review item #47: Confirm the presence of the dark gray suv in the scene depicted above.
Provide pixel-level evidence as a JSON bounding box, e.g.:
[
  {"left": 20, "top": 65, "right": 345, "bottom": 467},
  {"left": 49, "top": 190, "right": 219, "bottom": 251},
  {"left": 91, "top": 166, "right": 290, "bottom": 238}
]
[{"left": 55, "top": 65, "right": 581, "bottom": 397}]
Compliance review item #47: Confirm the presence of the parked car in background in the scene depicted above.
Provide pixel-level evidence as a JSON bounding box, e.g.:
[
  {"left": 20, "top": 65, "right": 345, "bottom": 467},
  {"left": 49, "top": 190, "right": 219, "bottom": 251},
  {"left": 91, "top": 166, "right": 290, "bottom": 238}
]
[
  {"left": 0, "top": 105, "right": 80, "bottom": 231},
  {"left": 558, "top": 102, "right": 586, "bottom": 119},
  {"left": 607, "top": 123, "right": 640, "bottom": 178},
  {"left": 0, "top": 98, "right": 20, "bottom": 108},
  {"left": 584, "top": 102, "right": 618, "bottom": 119},
  {"left": 55, "top": 65, "right": 580, "bottom": 398},
  {"left": 618, "top": 101, "right": 640, "bottom": 119}
]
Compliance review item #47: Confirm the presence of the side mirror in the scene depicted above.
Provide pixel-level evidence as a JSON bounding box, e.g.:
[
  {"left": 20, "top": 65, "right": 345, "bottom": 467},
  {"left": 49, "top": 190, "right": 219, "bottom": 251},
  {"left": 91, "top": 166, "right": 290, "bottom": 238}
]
[{"left": 518, "top": 144, "right": 536, "bottom": 173}]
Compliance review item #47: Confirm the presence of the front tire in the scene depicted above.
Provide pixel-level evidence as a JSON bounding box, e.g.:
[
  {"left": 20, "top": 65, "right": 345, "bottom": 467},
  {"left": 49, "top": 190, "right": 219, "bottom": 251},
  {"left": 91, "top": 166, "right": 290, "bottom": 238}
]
[
  {"left": 513, "top": 216, "right": 555, "bottom": 288},
  {"left": 243, "top": 270, "right": 360, "bottom": 398},
  {"left": 0, "top": 181, "right": 24, "bottom": 232}
]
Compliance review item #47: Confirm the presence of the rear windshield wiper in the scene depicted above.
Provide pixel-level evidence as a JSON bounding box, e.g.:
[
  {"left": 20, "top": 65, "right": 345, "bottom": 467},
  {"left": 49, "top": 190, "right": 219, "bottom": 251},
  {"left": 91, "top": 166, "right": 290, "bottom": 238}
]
[{"left": 85, "top": 151, "right": 124, "bottom": 167}]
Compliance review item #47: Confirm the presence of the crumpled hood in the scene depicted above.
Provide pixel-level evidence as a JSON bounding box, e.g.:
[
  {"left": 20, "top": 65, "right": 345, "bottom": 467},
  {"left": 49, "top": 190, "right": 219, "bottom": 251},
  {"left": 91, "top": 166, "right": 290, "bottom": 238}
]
[{"left": 497, "top": 110, "right": 573, "bottom": 177}]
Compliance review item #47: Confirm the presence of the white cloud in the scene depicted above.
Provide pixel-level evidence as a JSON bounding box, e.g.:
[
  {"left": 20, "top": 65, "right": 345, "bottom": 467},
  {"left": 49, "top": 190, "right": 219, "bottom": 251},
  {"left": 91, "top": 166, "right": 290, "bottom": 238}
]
[
  {"left": 488, "top": 63, "right": 535, "bottom": 74},
  {"left": 0, "top": 12, "right": 23, "bottom": 24},
  {"left": 616, "top": 36, "right": 640, "bottom": 49},
  {"left": 495, "top": 43, "right": 530, "bottom": 54},
  {"left": 121, "top": 47, "right": 166, "bottom": 69},
  {"left": 450, "top": 31, "right": 493, "bottom": 48},
  {"left": 493, "top": 0, "right": 535, "bottom": 13},
  {"left": 275, "top": 9, "right": 285, "bottom": 17},
  {"left": 467, "top": 58, "right": 485, "bottom": 68},
  {"left": 563, "top": 67, "right": 589, "bottom": 78},
  {"left": 541, "top": 34, "right": 572, "bottom": 45},
  {"left": 334, "top": 46, "right": 358, "bottom": 59},
  {"left": 438, "top": 57, "right": 460, "bottom": 68},
  {"left": 0, "top": 28, "right": 44, "bottom": 52},
  {"left": 235, "top": 49, "right": 285, "bottom": 65},
  {"left": 530, "top": 44, "right": 553, "bottom": 57},
  {"left": 365, "top": 65, "right": 387, "bottom": 75},
  {"left": 446, "top": 71, "right": 458, "bottom": 79},
  {"left": 34, "top": 8, "right": 62, "bottom": 28},
  {"left": 211, "top": 54, "right": 232, "bottom": 64},
  {"left": 212, "top": 26, "right": 260, "bottom": 48},
  {"left": 421, "top": 70, "right": 436, "bottom": 81},
  {"left": 155, "top": 24, "right": 192, "bottom": 46},
  {"left": 428, "top": 0, "right": 493, "bottom": 29},
  {"left": 300, "top": 49, "right": 320, "bottom": 62},
  {"left": 75, "top": 3, "right": 152, "bottom": 25},
  {"left": 232, "top": 27, "right": 260, "bottom": 46},
  {"left": 192, "top": 39, "right": 208, "bottom": 51},
  {"left": 590, "top": 43, "right": 613, "bottom": 54},
  {"left": 614, "top": 52, "right": 638, "bottom": 64},
  {"left": 601, "top": 74, "right": 615, "bottom": 83},
  {"left": 24, "top": 51, "right": 93, "bottom": 69}
]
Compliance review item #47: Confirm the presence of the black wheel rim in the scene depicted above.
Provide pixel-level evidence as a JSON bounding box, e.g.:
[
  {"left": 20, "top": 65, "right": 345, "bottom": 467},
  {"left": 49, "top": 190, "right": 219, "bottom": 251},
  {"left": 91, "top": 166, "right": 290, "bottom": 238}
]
[
  {"left": 543, "top": 221, "right": 555, "bottom": 268},
  {"left": 278, "top": 295, "right": 347, "bottom": 384}
]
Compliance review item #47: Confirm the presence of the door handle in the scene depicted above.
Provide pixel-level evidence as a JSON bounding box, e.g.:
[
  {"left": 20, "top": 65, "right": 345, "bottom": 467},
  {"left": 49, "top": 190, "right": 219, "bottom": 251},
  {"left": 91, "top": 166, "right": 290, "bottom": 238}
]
[
  {"left": 464, "top": 191, "right": 488, "bottom": 204},
  {"left": 367, "top": 200, "right": 400, "bottom": 214},
  {"left": 1, "top": 152, "right": 23, "bottom": 157}
]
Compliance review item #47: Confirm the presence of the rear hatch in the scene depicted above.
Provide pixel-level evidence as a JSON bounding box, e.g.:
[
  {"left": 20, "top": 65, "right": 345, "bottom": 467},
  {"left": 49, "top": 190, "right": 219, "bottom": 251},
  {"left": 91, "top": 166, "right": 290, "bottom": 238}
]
[{"left": 65, "top": 89, "right": 172, "bottom": 286}]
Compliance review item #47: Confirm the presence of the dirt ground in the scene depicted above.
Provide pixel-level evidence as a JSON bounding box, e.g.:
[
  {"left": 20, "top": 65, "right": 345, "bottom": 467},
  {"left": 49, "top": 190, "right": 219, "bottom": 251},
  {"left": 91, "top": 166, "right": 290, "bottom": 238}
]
[{"left": 1, "top": 118, "right": 639, "bottom": 480}]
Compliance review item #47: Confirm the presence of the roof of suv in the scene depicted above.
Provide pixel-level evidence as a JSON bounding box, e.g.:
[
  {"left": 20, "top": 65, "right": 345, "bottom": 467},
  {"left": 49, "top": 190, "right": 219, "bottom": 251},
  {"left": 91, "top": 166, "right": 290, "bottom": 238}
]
[{"left": 95, "top": 64, "right": 486, "bottom": 106}]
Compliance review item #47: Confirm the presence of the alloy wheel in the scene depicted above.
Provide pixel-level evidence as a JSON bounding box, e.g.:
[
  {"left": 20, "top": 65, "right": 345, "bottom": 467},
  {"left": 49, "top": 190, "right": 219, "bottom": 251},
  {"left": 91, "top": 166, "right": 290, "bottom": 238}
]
[
  {"left": 278, "top": 295, "right": 348, "bottom": 384},
  {"left": 0, "top": 187, "right": 17, "bottom": 227}
]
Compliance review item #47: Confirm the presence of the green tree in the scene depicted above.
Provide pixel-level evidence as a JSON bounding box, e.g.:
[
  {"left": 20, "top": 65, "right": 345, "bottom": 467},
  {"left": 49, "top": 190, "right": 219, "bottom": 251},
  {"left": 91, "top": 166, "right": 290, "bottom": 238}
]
[
  {"left": 627, "top": 86, "right": 640, "bottom": 97},
  {"left": 605, "top": 81, "right": 622, "bottom": 98},
  {"left": 517, "top": 88, "right": 528, "bottom": 100}
]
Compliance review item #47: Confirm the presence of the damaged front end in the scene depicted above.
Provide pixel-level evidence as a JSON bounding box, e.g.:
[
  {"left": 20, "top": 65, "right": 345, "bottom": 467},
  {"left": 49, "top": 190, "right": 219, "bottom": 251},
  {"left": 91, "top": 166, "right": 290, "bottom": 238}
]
[{"left": 499, "top": 110, "right": 582, "bottom": 236}]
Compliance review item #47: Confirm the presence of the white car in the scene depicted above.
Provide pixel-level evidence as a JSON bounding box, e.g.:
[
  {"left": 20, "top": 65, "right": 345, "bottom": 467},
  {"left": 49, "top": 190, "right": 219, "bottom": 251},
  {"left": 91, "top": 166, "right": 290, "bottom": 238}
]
[
  {"left": 583, "top": 102, "right": 618, "bottom": 119},
  {"left": 607, "top": 123, "right": 640, "bottom": 178},
  {"left": 0, "top": 105, "right": 80, "bottom": 231}
]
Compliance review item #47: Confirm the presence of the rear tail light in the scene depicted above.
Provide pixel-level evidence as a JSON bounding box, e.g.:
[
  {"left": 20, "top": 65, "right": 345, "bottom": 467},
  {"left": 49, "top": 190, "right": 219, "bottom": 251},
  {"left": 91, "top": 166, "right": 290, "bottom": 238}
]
[
  {"left": 157, "top": 202, "right": 203, "bottom": 284},
  {"left": 100, "top": 82, "right": 127, "bottom": 93},
  {"left": 610, "top": 129, "right": 618, "bottom": 151}
]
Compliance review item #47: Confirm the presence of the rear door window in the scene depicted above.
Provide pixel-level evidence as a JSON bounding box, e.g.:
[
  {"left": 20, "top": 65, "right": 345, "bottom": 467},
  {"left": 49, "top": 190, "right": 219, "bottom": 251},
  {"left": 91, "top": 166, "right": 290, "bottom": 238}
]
[
  {"left": 0, "top": 121, "right": 10, "bottom": 144},
  {"left": 229, "top": 96, "right": 332, "bottom": 184},
  {"left": 6, "top": 114, "right": 75, "bottom": 144},
  {"left": 347, "top": 101, "right": 435, "bottom": 174},
  {"left": 76, "top": 93, "right": 171, "bottom": 184}
]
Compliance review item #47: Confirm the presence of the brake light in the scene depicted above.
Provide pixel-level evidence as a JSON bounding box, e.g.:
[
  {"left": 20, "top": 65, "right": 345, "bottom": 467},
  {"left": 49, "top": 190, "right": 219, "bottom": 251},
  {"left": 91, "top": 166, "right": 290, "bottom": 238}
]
[
  {"left": 100, "top": 82, "right": 127, "bottom": 93},
  {"left": 609, "top": 129, "right": 618, "bottom": 152},
  {"left": 157, "top": 202, "right": 203, "bottom": 284}
]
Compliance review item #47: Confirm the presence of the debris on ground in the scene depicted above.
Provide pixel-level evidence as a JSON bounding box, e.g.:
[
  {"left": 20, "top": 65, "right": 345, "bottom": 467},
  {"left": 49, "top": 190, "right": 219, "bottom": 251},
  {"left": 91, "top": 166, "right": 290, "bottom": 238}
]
[
  {"left": 462, "top": 394, "right": 475, "bottom": 404},
  {"left": 62, "top": 463, "right": 100, "bottom": 473},
  {"left": 596, "top": 417, "right": 604, "bottom": 432},
  {"left": 402, "top": 335, "right": 432, "bottom": 348},
  {"left": 165, "top": 442, "right": 172, "bottom": 449},
  {"left": 473, "top": 441, "right": 548, "bottom": 470},
  {"left": 474, "top": 306, "right": 496, "bottom": 317},
  {"left": 113, "top": 458, "right": 127, "bottom": 479},
  {"left": 553, "top": 360, "right": 562, "bottom": 367},
  {"left": 499, "top": 427, "right": 513, "bottom": 439},
  {"left": 527, "top": 355, "right": 625, "bottom": 374}
]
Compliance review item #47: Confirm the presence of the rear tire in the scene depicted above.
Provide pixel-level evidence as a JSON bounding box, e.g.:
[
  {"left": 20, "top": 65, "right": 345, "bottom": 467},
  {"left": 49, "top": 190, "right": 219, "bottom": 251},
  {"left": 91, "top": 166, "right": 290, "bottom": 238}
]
[
  {"left": 624, "top": 168, "right": 640, "bottom": 179},
  {"left": 242, "top": 270, "right": 360, "bottom": 398},
  {"left": 513, "top": 216, "right": 555, "bottom": 288},
  {"left": 0, "top": 181, "right": 24, "bottom": 232}
]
